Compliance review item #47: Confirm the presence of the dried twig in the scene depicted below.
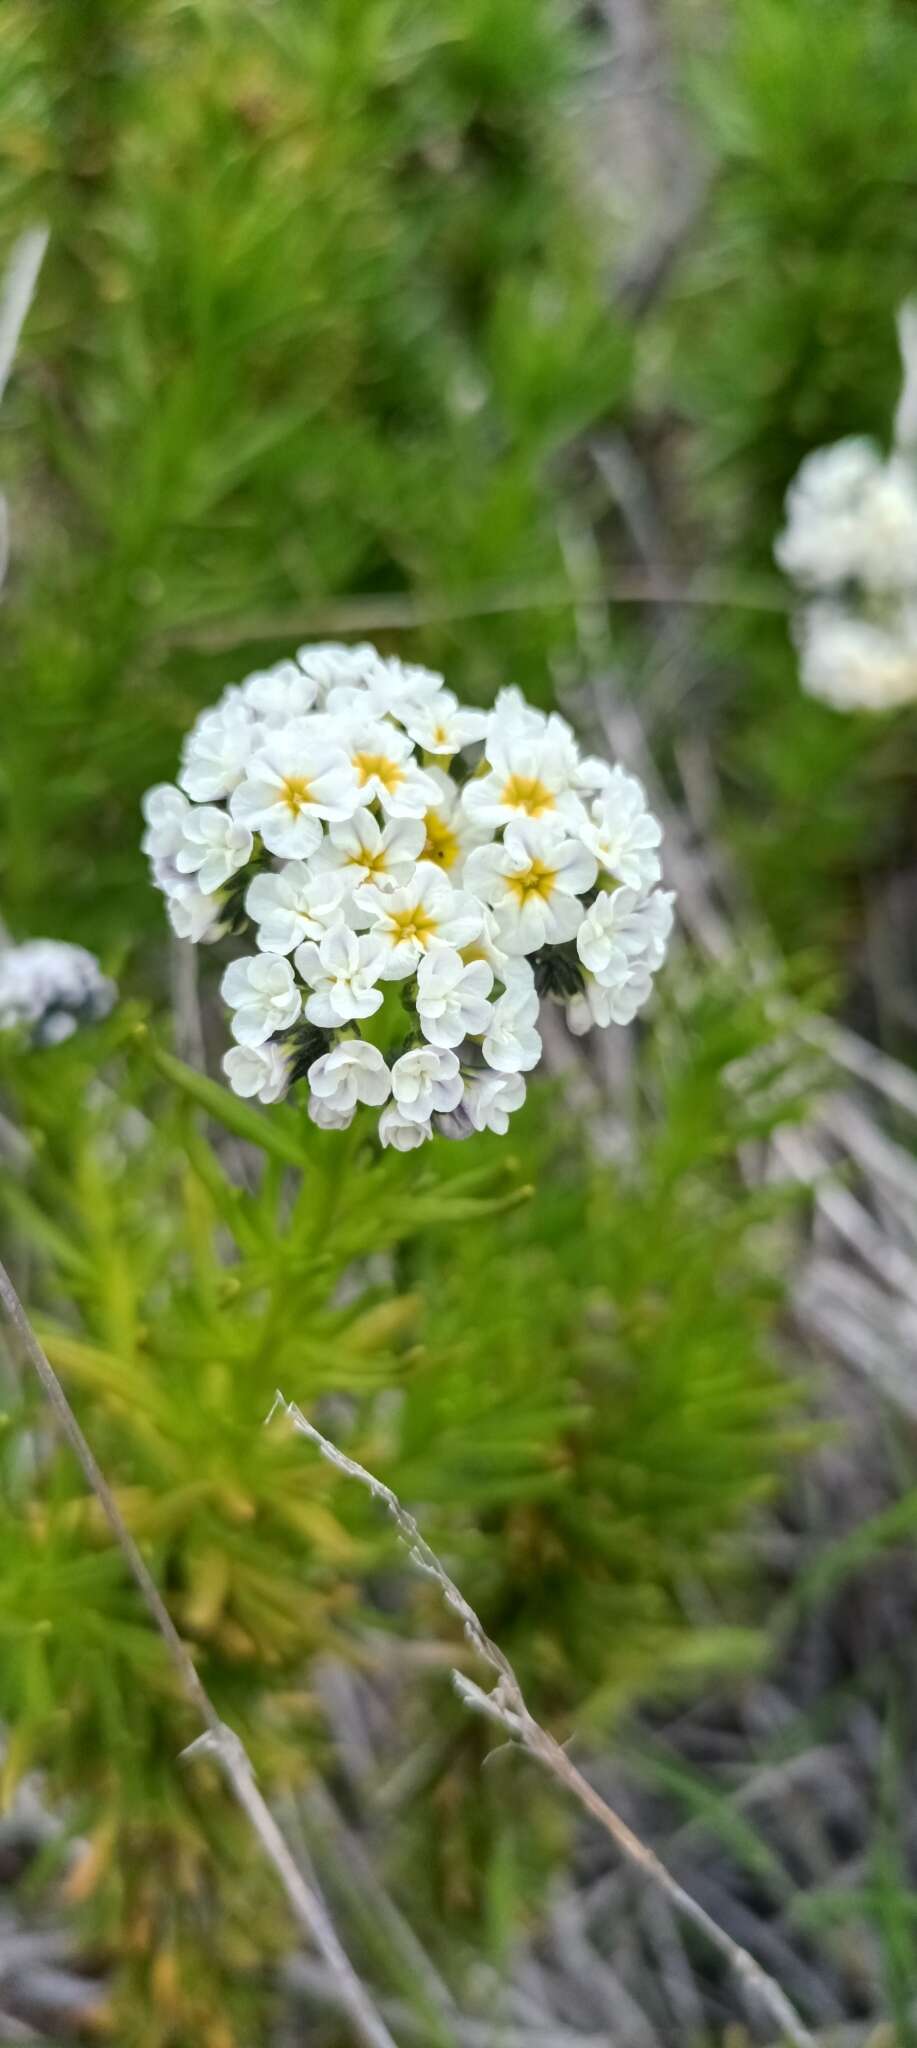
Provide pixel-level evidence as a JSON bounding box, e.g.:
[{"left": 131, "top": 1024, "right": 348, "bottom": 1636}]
[
  {"left": 273, "top": 1395, "right": 817, "bottom": 2048},
  {"left": 0, "top": 1260, "right": 397, "bottom": 2048}
]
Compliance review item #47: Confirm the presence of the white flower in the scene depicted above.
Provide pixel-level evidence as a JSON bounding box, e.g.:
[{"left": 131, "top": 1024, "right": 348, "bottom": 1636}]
[
  {"left": 179, "top": 702, "right": 256, "bottom": 801},
  {"left": 404, "top": 688, "right": 488, "bottom": 756},
  {"left": 166, "top": 879, "right": 225, "bottom": 943},
  {"left": 378, "top": 1101, "right": 433, "bottom": 1150},
  {"left": 296, "top": 641, "right": 386, "bottom": 701},
  {"left": 417, "top": 768, "right": 490, "bottom": 879},
  {"left": 220, "top": 954, "right": 301, "bottom": 1047},
  {"left": 466, "top": 819, "right": 596, "bottom": 955},
  {"left": 576, "top": 886, "right": 674, "bottom": 982},
  {"left": 295, "top": 926, "right": 385, "bottom": 1027},
  {"left": 230, "top": 720, "right": 358, "bottom": 857},
  {"left": 776, "top": 438, "right": 917, "bottom": 595},
  {"left": 796, "top": 600, "right": 917, "bottom": 712},
  {"left": 486, "top": 685, "right": 547, "bottom": 737},
  {"left": 416, "top": 946, "right": 493, "bottom": 1049},
  {"left": 223, "top": 1041, "right": 289, "bottom": 1103},
  {"left": 245, "top": 864, "right": 348, "bottom": 953},
  {"left": 463, "top": 1069, "right": 526, "bottom": 1134},
  {"left": 390, "top": 1045, "right": 463, "bottom": 1123},
  {"left": 240, "top": 660, "right": 319, "bottom": 722},
  {"left": 308, "top": 1095, "right": 356, "bottom": 1132},
  {"left": 173, "top": 805, "right": 253, "bottom": 894},
  {"left": 307, "top": 1039, "right": 391, "bottom": 1114},
  {"left": 141, "top": 784, "right": 191, "bottom": 871},
  {"left": 481, "top": 986, "right": 541, "bottom": 1074},
  {"left": 366, "top": 656, "right": 445, "bottom": 720},
  {"left": 354, "top": 865, "right": 482, "bottom": 979},
  {"left": 581, "top": 768, "right": 662, "bottom": 892},
  {"left": 463, "top": 726, "right": 588, "bottom": 831},
  {"left": 576, "top": 968, "right": 654, "bottom": 1028},
  {"left": 339, "top": 719, "right": 441, "bottom": 818},
  {"left": 311, "top": 811, "right": 425, "bottom": 900},
  {"left": 0, "top": 940, "right": 116, "bottom": 1044}
]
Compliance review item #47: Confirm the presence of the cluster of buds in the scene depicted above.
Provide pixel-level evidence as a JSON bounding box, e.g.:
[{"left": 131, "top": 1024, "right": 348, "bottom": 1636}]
[
  {"left": 142, "top": 643, "right": 673, "bottom": 1148},
  {"left": 776, "top": 303, "right": 917, "bottom": 711}
]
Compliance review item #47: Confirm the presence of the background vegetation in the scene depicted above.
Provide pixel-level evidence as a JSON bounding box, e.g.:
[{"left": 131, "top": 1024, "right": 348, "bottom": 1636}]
[{"left": 1, "top": 0, "right": 917, "bottom": 2041}]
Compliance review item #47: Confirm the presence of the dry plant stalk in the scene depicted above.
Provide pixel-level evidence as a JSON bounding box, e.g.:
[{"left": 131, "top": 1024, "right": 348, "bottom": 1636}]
[
  {"left": 273, "top": 1393, "right": 817, "bottom": 2048},
  {"left": 0, "top": 1258, "right": 397, "bottom": 2048}
]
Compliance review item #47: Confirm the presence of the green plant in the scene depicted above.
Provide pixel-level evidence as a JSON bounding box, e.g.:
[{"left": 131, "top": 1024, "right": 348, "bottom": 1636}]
[{"left": 0, "top": 962, "right": 809, "bottom": 2035}]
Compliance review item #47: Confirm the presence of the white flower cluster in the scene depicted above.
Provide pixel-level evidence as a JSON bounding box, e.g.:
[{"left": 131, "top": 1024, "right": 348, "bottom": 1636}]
[
  {"left": 776, "top": 308, "right": 917, "bottom": 711},
  {"left": 142, "top": 643, "right": 673, "bottom": 1147},
  {"left": 0, "top": 940, "right": 116, "bottom": 1046}
]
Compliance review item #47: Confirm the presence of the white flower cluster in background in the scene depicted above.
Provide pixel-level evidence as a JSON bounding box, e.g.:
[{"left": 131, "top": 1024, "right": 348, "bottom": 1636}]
[
  {"left": 775, "top": 304, "right": 917, "bottom": 711},
  {"left": 0, "top": 940, "right": 116, "bottom": 1046},
  {"left": 142, "top": 643, "right": 673, "bottom": 1148}
]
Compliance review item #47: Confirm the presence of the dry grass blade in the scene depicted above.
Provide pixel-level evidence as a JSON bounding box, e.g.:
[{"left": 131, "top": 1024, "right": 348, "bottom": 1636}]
[{"left": 273, "top": 1394, "right": 817, "bottom": 2048}]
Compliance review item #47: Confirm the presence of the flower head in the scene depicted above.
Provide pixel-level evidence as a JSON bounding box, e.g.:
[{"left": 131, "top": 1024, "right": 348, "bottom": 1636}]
[{"left": 142, "top": 639, "right": 671, "bottom": 1145}]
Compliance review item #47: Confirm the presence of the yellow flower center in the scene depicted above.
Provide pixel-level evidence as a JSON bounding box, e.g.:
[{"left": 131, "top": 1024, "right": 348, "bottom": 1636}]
[
  {"left": 387, "top": 905, "right": 438, "bottom": 948},
  {"left": 280, "top": 774, "right": 314, "bottom": 815},
  {"left": 500, "top": 772, "right": 556, "bottom": 818},
  {"left": 357, "top": 847, "right": 390, "bottom": 878},
  {"left": 506, "top": 859, "right": 557, "bottom": 905},
  {"left": 355, "top": 751, "right": 404, "bottom": 794},
  {"left": 422, "top": 808, "right": 460, "bottom": 870}
]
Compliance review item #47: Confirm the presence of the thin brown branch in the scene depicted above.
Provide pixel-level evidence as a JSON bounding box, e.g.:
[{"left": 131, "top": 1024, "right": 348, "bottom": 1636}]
[
  {"left": 0, "top": 1261, "right": 397, "bottom": 2048},
  {"left": 273, "top": 1396, "right": 816, "bottom": 2048}
]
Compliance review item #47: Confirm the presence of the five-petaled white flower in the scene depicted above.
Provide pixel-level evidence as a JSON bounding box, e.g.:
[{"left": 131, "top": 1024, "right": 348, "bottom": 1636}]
[
  {"left": 174, "top": 805, "right": 253, "bottom": 895},
  {"left": 312, "top": 811, "right": 425, "bottom": 901},
  {"left": 481, "top": 986, "right": 542, "bottom": 1074},
  {"left": 223, "top": 1040, "right": 290, "bottom": 1103},
  {"left": 220, "top": 954, "right": 301, "bottom": 1047},
  {"left": 239, "top": 660, "right": 319, "bottom": 723},
  {"left": 180, "top": 703, "right": 256, "bottom": 802},
  {"left": 416, "top": 947, "right": 493, "bottom": 1049},
  {"left": 463, "top": 1069, "right": 526, "bottom": 1134},
  {"left": 307, "top": 1040, "right": 392, "bottom": 1115},
  {"left": 339, "top": 719, "right": 440, "bottom": 818},
  {"left": 245, "top": 864, "right": 347, "bottom": 954},
  {"left": 581, "top": 768, "right": 662, "bottom": 893},
  {"left": 466, "top": 819, "right": 596, "bottom": 955},
  {"left": 577, "top": 886, "right": 674, "bottom": 982},
  {"left": 230, "top": 720, "right": 358, "bottom": 857},
  {"left": 355, "top": 865, "right": 482, "bottom": 979},
  {"left": 462, "top": 726, "right": 586, "bottom": 831},
  {"left": 295, "top": 927, "right": 386, "bottom": 1027},
  {"left": 166, "top": 879, "right": 225, "bottom": 944},
  {"left": 391, "top": 1046, "right": 463, "bottom": 1124},
  {"left": 404, "top": 688, "right": 488, "bottom": 757}
]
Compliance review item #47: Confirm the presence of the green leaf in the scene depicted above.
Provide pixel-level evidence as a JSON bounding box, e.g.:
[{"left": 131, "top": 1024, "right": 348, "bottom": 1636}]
[{"left": 144, "top": 1039, "right": 309, "bottom": 1169}]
